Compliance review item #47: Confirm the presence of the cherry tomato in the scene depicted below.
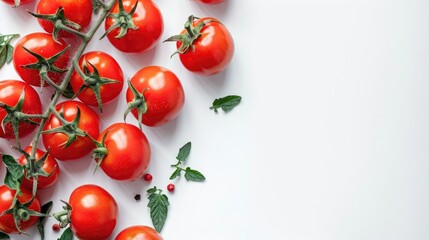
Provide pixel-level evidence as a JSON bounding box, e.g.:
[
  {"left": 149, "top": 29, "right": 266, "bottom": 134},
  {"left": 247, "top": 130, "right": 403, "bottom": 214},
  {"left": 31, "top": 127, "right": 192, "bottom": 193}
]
[
  {"left": 13, "top": 33, "right": 70, "bottom": 87},
  {"left": 69, "top": 184, "right": 118, "bottom": 240},
  {"left": 17, "top": 146, "right": 60, "bottom": 190},
  {"left": 197, "top": 0, "right": 224, "bottom": 4},
  {"left": 1, "top": 0, "right": 34, "bottom": 6},
  {"left": 0, "top": 80, "right": 42, "bottom": 139},
  {"left": 0, "top": 185, "right": 41, "bottom": 234},
  {"left": 96, "top": 123, "right": 151, "bottom": 181},
  {"left": 70, "top": 51, "right": 124, "bottom": 110},
  {"left": 115, "top": 225, "right": 163, "bottom": 240},
  {"left": 36, "top": 0, "right": 92, "bottom": 38},
  {"left": 170, "top": 16, "right": 234, "bottom": 75},
  {"left": 126, "top": 66, "right": 185, "bottom": 127},
  {"left": 105, "top": 0, "right": 163, "bottom": 53},
  {"left": 42, "top": 100, "right": 100, "bottom": 161}
]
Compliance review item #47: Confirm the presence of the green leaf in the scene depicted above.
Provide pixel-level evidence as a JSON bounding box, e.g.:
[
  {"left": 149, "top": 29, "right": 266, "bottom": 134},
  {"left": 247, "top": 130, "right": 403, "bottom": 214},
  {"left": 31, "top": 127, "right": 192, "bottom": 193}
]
[
  {"left": 38, "top": 201, "right": 53, "bottom": 240},
  {"left": 58, "top": 227, "right": 73, "bottom": 240},
  {"left": 0, "top": 231, "right": 10, "bottom": 239},
  {"left": 176, "top": 142, "right": 191, "bottom": 162},
  {"left": 0, "top": 34, "right": 19, "bottom": 70},
  {"left": 147, "top": 187, "right": 157, "bottom": 194},
  {"left": 4, "top": 171, "right": 20, "bottom": 190},
  {"left": 2, "top": 155, "right": 23, "bottom": 179},
  {"left": 184, "top": 167, "right": 206, "bottom": 182},
  {"left": 210, "top": 95, "right": 242, "bottom": 113},
  {"left": 169, "top": 168, "right": 182, "bottom": 180},
  {"left": 147, "top": 189, "right": 169, "bottom": 233}
]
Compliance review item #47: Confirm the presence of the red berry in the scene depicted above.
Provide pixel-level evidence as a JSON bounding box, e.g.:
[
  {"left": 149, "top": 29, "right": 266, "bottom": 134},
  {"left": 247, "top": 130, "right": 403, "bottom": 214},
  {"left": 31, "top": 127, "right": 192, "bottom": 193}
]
[
  {"left": 52, "top": 223, "right": 60, "bottom": 232},
  {"left": 167, "top": 183, "right": 175, "bottom": 192},
  {"left": 143, "top": 173, "right": 153, "bottom": 181}
]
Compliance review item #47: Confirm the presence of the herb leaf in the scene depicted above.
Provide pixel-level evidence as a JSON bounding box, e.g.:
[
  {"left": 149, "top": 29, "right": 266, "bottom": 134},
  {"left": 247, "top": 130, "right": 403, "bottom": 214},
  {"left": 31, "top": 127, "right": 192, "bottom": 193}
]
[
  {"left": 38, "top": 201, "right": 53, "bottom": 240},
  {"left": 169, "top": 168, "right": 182, "bottom": 180},
  {"left": 210, "top": 95, "right": 242, "bottom": 113},
  {"left": 0, "top": 231, "right": 10, "bottom": 239},
  {"left": 58, "top": 227, "right": 73, "bottom": 240},
  {"left": 2, "top": 154, "right": 24, "bottom": 190},
  {"left": 0, "top": 34, "right": 19, "bottom": 70},
  {"left": 147, "top": 188, "right": 169, "bottom": 233},
  {"left": 184, "top": 167, "right": 206, "bottom": 182},
  {"left": 176, "top": 142, "right": 191, "bottom": 162}
]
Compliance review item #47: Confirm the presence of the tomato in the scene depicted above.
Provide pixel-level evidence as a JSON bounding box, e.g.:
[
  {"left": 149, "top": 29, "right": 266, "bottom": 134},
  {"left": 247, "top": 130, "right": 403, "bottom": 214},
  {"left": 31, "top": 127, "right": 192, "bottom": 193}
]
[
  {"left": 1, "top": 0, "right": 34, "bottom": 6},
  {"left": 105, "top": 0, "right": 163, "bottom": 53},
  {"left": 17, "top": 146, "right": 60, "bottom": 190},
  {"left": 115, "top": 225, "right": 163, "bottom": 240},
  {"left": 13, "top": 32, "right": 70, "bottom": 87},
  {"left": 167, "top": 16, "right": 234, "bottom": 75},
  {"left": 197, "top": 0, "right": 224, "bottom": 4},
  {"left": 96, "top": 123, "right": 151, "bottom": 181},
  {"left": 0, "top": 80, "right": 42, "bottom": 139},
  {"left": 36, "top": 0, "right": 92, "bottom": 38},
  {"left": 0, "top": 185, "right": 41, "bottom": 234},
  {"left": 70, "top": 51, "right": 124, "bottom": 111},
  {"left": 126, "top": 66, "right": 185, "bottom": 127},
  {"left": 68, "top": 184, "right": 118, "bottom": 240},
  {"left": 42, "top": 100, "right": 100, "bottom": 161}
]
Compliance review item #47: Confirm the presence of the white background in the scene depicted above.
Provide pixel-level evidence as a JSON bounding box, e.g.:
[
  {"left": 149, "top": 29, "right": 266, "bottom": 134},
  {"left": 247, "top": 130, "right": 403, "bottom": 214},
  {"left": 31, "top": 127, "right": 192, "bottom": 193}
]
[{"left": 2, "top": 0, "right": 429, "bottom": 239}]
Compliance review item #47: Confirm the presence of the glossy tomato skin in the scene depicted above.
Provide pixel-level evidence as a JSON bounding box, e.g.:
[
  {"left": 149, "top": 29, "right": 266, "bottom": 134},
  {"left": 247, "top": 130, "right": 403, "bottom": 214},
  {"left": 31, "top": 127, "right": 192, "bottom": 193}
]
[
  {"left": 69, "top": 184, "right": 118, "bottom": 240},
  {"left": 1, "top": 0, "right": 34, "bottom": 5},
  {"left": 36, "top": 0, "right": 92, "bottom": 38},
  {"left": 18, "top": 146, "right": 60, "bottom": 189},
  {"left": 97, "top": 123, "right": 151, "bottom": 181},
  {"left": 115, "top": 225, "right": 163, "bottom": 240},
  {"left": 197, "top": 0, "right": 224, "bottom": 4},
  {"left": 105, "top": 0, "right": 163, "bottom": 53},
  {"left": 0, "top": 185, "right": 41, "bottom": 234},
  {"left": 70, "top": 51, "right": 124, "bottom": 107},
  {"left": 13, "top": 33, "right": 70, "bottom": 87},
  {"left": 126, "top": 66, "right": 185, "bottom": 127},
  {"left": 42, "top": 100, "right": 100, "bottom": 161},
  {"left": 0, "top": 80, "right": 42, "bottom": 139},
  {"left": 177, "top": 17, "right": 234, "bottom": 75}
]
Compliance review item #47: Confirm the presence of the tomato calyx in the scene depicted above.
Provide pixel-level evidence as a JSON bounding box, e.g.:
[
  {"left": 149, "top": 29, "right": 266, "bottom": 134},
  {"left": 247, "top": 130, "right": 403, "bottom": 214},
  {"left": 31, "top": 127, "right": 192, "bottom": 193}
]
[
  {"left": 124, "top": 80, "right": 148, "bottom": 129},
  {"left": 101, "top": 0, "right": 138, "bottom": 39},
  {"left": 20, "top": 45, "right": 70, "bottom": 88},
  {"left": 42, "top": 106, "right": 87, "bottom": 149},
  {"left": 0, "top": 197, "right": 45, "bottom": 234},
  {"left": 163, "top": 15, "right": 214, "bottom": 57},
  {"left": 89, "top": 131, "right": 108, "bottom": 173},
  {"left": 0, "top": 90, "right": 40, "bottom": 148},
  {"left": 52, "top": 200, "right": 72, "bottom": 228},
  {"left": 72, "top": 60, "right": 119, "bottom": 112},
  {"left": 29, "top": 7, "right": 83, "bottom": 42}
]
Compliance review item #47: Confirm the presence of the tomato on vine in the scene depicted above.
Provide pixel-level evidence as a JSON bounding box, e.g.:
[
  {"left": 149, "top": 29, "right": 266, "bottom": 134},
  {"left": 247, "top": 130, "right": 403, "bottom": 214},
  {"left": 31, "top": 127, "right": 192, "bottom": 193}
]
[
  {"left": 70, "top": 51, "right": 124, "bottom": 112},
  {"left": 34, "top": 0, "right": 93, "bottom": 38},
  {"left": 1, "top": 0, "right": 33, "bottom": 6},
  {"left": 17, "top": 146, "right": 60, "bottom": 190},
  {"left": 104, "top": 0, "right": 164, "bottom": 53},
  {"left": 125, "top": 66, "right": 185, "bottom": 127},
  {"left": 93, "top": 123, "right": 151, "bottom": 181},
  {"left": 0, "top": 80, "right": 42, "bottom": 140},
  {"left": 13, "top": 32, "right": 70, "bottom": 87},
  {"left": 165, "top": 15, "right": 234, "bottom": 75},
  {"left": 115, "top": 225, "right": 163, "bottom": 240},
  {"left": 42, "top": 100, "right": 100, "bottom": 161},
  {"left": 0, "top": 185, "right": 41, "bottom": 234},
  {"left": 54, "top": 184, "right": 118, "bottom": 240}
]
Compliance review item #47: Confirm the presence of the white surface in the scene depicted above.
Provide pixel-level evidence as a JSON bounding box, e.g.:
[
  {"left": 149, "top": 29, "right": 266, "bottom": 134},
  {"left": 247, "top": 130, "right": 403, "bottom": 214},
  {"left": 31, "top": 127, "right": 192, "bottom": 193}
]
[{"left": 2, "top": 0, "right": 429, "bottom": 240}]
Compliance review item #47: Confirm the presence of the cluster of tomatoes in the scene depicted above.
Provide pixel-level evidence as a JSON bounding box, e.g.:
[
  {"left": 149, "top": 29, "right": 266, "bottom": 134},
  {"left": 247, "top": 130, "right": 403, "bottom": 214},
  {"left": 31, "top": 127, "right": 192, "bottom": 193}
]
[{"left": 0, "top": 0, "right": 233, "bottom": 239}]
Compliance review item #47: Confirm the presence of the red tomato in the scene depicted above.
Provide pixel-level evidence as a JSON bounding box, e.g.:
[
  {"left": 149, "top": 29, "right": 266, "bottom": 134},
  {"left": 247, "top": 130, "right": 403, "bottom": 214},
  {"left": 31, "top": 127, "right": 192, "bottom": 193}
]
[
  {"left": 105, "top": 0, "right": 163, "bottom": 53},
  {"left": 17, "top": 146, "right": 60, "bottom": 190},
  {"left": 169, "top": 16, "right": 234, "bottom": 75},
  {"left": 0, "top": 80, "right": 42, "bottom": 139},
  {"left": 197, "top": 0, "right": 224, "bottom": 4},
  {"left": 13, "top": 33, "right": 70, "bottom": 87},
  {"left": 96, "top": 123, "right": 151, "bottom": 181},
  {"left": 115, "top": 225, "right": 163, "bottom": 240},
  {"left": 69, "top": 184, "right": 118, "bottom": 240},
  {"left": 70, "top": 51, "right": 124, "bottom": 110},
  {"left": 42, "top": 100, "right": 100, "bottom": 161},
  {"left": 1, "top": 0, "right": 34, "bottom": 6},
  {"left": 126, "top": 66, "right": 185, "bottom": 127},
  {"left": 36, "top": 0, "right": 92, "bottom": 38},
  {"left": 0, "top": 185, "right": 41, "bottom": 234}
]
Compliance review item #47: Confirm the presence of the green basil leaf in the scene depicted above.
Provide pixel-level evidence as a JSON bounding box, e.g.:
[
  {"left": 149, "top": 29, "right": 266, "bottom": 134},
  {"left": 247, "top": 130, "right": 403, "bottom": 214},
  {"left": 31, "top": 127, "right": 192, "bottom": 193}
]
[
  {"left": 184, "top": 168, "right": 206, "bottom": 182},
  {"left": 176, "top": 142, "right": 191, "bottom": 162},
  {"left": 2, "top": 154, "right": 24, "bottom": 179},
  {"left": 169, "top": 168, "right": 182, "bottom": 180},
  {"left": 210, "top": 95, "right": 242, "bottom": 113}
]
